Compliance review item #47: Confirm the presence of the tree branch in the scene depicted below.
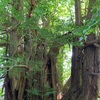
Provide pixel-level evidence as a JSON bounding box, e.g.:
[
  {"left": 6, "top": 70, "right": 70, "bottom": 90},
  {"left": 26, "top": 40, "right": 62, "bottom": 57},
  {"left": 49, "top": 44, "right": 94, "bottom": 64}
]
[
  {"left": 28, "top": 0, "right": 36, "bottom": 17},
  {"left": 0, "top": 43, "right": 9, "bottom": 47},
  {"left": 0, "top": 65, "right": 29, "bottom": 71},
  {"left": 0, "top": 75, "right": 5, "bottom": 79}
]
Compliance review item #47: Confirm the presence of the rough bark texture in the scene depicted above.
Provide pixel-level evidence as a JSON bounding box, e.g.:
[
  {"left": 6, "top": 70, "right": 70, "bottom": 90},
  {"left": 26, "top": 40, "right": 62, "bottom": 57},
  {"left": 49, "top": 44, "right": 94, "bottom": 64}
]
[
  {"left": 62, "top": 0, "right": 100, "bottom": 100},
  {"left": 4, "top": 18, "right": 61, "bottom": 100},
  {"left": 63, "top": 35, "right": 100, "bottom": 100},
  {"left": 3, "top": 0, "right": 100, "bottom": 100},
  {"left": 4, "top": 0, "right": 61, "bottom": 100},
  {"left": 4, "top": 40, "right": 61, "bottom": 100}
]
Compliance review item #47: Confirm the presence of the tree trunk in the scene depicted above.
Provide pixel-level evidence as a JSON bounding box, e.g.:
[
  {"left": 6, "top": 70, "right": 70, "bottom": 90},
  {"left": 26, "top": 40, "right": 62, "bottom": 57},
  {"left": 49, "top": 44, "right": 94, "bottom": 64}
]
[
  {"left": 62, "top": 0, "right": 100, "bottom": 100},
  {"left": 63, "top": 34, "right": 100, "bottom": 100},
  {"left": 4, "top": 39, "right": 61, "bottom": 100},
  {"left": 4, "top": 0, "right": 61, "bottom": 100}
]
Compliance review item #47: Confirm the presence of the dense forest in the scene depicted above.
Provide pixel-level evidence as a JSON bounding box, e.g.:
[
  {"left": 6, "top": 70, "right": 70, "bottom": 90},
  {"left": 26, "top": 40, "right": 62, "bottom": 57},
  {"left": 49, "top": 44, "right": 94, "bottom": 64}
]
[{"left": 0, "top": 0, "right": 100, "bottom": 100}]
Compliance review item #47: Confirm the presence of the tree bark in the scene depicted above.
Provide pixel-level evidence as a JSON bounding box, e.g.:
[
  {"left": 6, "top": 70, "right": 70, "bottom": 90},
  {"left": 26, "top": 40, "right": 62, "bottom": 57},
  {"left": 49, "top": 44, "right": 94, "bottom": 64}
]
[
  {"left": 62, "top": 0, "right": 100, "bottom": 99},
  {"left": 4, "top": 1, "right": 61, "bottom": 100}
]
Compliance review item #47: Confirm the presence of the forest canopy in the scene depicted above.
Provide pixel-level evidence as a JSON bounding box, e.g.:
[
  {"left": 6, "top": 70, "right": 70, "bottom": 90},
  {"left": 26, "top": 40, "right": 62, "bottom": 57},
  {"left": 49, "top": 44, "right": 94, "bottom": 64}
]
[{"left": 0, "top": 0, "right": 100, "bottom": 100}]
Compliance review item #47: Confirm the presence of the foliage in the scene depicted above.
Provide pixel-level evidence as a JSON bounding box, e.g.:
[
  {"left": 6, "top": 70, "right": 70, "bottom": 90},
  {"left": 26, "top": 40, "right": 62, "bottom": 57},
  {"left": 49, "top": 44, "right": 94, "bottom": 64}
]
[
  {"left": 0, "top": 0, "right": 100, "bottom": 99},
  {"left": 57, "top": 45, "right": 71, "bottom": 84},
  {"left": 0, "top": 88, "right": 4, "bottom": 100}
]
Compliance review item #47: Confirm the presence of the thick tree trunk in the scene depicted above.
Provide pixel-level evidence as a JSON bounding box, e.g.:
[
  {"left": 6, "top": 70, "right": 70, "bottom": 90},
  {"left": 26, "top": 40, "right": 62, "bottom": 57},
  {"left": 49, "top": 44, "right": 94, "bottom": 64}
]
[
  {"left": 63, "top": 34, "right": 100, "bottom": 100},
  {"left": 62, "top": 0, "right": 99, "bottom": 99},
  {"left": 4, "top": 32, "right": 61, "bottom": 100},
  {"left": 4, "top": 0, "right": 61, "bottom": 100}
]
